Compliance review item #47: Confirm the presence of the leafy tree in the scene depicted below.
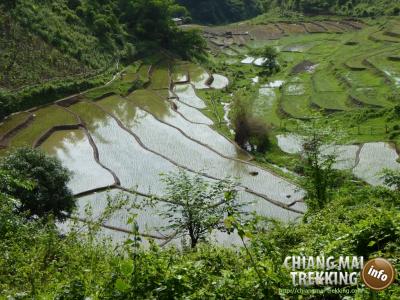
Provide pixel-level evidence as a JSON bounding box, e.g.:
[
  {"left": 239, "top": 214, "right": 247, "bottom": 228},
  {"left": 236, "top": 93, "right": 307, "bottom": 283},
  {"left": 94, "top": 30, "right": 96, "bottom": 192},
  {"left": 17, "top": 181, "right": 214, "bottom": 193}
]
[
  {"left": 302, "top": 135, "right": 336, "bottom": 210},
  {"left": 170, "top": 28, "right": 207, "bottom": 61},
  {"left": 0, "top": 148, "right": 75, "bottom": 221},
  {"left": 145, "top": 169, "right": 242, "bottom": 248},
  {"left": 256, "top": 46, "right": 280, "bottom": 76},
  {"left": 299, "top": 120, "right": 345, "bottom": 211}
]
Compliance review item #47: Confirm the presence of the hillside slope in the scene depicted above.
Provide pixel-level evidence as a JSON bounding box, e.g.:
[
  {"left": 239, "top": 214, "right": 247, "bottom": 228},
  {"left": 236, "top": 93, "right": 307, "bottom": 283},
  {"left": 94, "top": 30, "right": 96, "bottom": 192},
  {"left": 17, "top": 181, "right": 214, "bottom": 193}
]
[
  {"left": 177, "top": 0, "right": 262, "bottom": 24},
  {"left": 260, "top": 0, "right": 400, "bottom": 17},
  {"left": 0, "top": 0, "right": 205, "bottom": 119}
]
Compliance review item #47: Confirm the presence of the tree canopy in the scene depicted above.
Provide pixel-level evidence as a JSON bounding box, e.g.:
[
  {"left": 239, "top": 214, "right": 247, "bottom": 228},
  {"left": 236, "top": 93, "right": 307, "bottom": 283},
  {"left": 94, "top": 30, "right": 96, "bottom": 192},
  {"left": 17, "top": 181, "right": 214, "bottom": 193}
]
[{"left": 0, "top": 148, "right": 75, "bottom": 221}]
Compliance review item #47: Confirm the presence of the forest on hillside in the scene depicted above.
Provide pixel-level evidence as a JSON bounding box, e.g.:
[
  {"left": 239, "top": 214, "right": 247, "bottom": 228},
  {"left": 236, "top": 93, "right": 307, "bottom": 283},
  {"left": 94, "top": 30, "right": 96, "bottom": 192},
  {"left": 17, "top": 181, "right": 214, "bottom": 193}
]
[
  {"left": 0, "top": 0, "right": 205, "bottom": 119},
  {"left": 178, "top": 0, "right": 400, "bottom": 24}
]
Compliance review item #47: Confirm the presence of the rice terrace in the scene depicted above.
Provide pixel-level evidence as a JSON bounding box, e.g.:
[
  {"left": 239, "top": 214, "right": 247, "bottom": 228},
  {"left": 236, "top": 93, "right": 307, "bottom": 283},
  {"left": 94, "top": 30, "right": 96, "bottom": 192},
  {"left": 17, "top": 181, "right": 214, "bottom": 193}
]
[
  {"left": 1, "top": 14, "right": 400, "bottom": 244},
  {"left": 0, "top": 0, "right": 400, "bottom": 297}
]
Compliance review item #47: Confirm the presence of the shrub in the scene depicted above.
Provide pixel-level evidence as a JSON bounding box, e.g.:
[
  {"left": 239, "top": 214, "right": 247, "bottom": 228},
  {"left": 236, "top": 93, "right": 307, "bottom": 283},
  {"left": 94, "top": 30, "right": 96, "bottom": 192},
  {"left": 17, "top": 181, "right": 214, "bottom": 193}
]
[{"left": 231, "top": 90, "right": 271, "bottom": 153}]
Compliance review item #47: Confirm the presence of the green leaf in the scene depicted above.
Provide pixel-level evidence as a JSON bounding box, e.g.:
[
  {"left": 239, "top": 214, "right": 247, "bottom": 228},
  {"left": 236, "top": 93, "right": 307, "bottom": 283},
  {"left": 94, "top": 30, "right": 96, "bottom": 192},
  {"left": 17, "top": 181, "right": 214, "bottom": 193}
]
[
  {"left": 368, "top": 241, "right": 376, "bottom": 247},
  {"left": 224, "top": 217, "right": 233, "bottom": 230},
  {"left": 115, "top": 278, "right": 130, "bottom": 292},
  {"left": 120, "top": 260, "right": 133, "bottom": 276}
]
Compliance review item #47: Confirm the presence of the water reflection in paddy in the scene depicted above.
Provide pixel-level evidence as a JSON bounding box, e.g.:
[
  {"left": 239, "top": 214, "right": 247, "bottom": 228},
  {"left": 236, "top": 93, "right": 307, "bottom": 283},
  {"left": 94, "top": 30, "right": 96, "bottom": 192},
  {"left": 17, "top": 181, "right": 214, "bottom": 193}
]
[
  {"left": 73, "top": 188, "right": 301, "bottom": 244},
  {"left": 97, "top": 98, "right": 303, "bottom": 205},
  {"left": 102, "top": 95, "right": 247, "bottom": 159},
  {"left": 174, "top": 84, "right": 206, "bottom": 109},
  {"left": 69, "top": 101, "right": 179, "bottom": 195},
  {"left": 353, "top": 142, "right": 400, "bottom": 186},
  {"left": 39, "top": 129, "right": 115, "bottom": 194},
  {"left": 175, "top": 101, "right": 213, "bottom": 125}
]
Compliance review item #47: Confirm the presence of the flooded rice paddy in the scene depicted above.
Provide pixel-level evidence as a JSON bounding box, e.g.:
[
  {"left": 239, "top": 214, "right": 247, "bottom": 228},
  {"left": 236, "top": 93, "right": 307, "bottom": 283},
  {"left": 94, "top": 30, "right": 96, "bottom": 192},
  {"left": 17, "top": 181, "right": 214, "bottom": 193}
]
[
  {"left": 277, "top": 134, "right": 400, "bottom": 186},
  {"left": 1, "top": 68, "right": 305, "bottom": 245}
]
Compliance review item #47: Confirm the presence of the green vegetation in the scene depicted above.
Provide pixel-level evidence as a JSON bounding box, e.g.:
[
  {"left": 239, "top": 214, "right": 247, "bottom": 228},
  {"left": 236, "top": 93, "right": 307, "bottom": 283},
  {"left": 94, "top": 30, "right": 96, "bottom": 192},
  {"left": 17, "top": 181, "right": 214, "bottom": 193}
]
[
  {"left": 0, "top": 152, "right": 399, "bottom": 298},
  {"left": 382, "top": 169, "right": 400, "bottom": 191},
  {"left": 205, "top": 18, "right": 400, "bottom": 165},
  {"left": 177, "top": 0, "right": 262, "bottom": 24},
  {"left": 0, "top": 0, "right": 206, "bottom": 119},
  {"left": 259, "top": 0, "right": 400, "bottom": 18},
  {"left": 7, "top": 106, "right": 77, "bottom": 149},
  {"left": 144, "top": 170, "right": 241, "bottom": 248},
  {"left": 178, "top": 0, "right": 400, "bottom": 24},
  {"left": 0, "top": 148, "right": 75, "bottom": 221},
  {"left": 231, "top": 90, "right": 272, "bottom": 152},
  {"left": 2, "top": 1, "right": 400, "bottom": 298}
]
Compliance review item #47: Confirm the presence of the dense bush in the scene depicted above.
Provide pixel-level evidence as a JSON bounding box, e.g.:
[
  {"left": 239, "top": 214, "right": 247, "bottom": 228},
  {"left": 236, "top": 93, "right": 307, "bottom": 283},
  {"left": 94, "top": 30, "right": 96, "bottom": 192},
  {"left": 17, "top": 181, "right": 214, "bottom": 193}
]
[{"left": 231, "top": 90, "right": 271, "bottom": 153}]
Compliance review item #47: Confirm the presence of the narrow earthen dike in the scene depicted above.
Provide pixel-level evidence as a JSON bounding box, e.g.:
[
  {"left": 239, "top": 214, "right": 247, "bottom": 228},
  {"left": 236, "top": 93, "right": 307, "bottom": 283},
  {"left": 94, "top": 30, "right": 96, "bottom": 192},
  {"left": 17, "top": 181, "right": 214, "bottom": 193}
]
[
  {"left": 31, "top": 104, "right": 122, "bottom": 187},
  {"left": 0, "top": 114, "right": 35, "bottom": 148}
]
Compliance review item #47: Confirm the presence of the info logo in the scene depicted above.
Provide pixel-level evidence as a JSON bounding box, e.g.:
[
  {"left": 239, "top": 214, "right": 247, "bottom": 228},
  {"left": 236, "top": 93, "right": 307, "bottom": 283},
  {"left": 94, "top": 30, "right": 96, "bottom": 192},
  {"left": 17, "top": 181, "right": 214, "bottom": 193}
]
[{"left": 361, "top": 258, "right": 396, "bottom": 291}]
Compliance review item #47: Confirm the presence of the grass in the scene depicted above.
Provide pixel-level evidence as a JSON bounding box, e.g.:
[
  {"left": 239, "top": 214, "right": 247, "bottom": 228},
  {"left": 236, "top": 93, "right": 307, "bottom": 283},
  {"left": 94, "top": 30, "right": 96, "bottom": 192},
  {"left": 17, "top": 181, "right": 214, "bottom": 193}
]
[
  {"left": 342, "top": 70, "right": 385, "bottom": 87},
  {"left": 350, "top": 88, "right": 393, "bottom": 107},
  {"left": 8, "top": 105, "right": 77, "bottom": 149},
  {"left": 2, "top": 16, "right": 400, "bottom": 177},
  {"left": 280, "top": 94, "right": 313, "bottom": 119},
  {"left": 311, "top": 92, "right": 350, "bottom": 111},
  {"left": 84, "top": 63, "right": 144, "bottom": 100},
  {"left": 0, "top": 112, "right": 31, "bottom": 138},
  {"left": 148, "top": 61, "right": 170, "bottom": 90},
  {"left": 312, "top": 70, "right": 343, "bottom": 92},
  {"left": 370, "top": 30, "right": 400, "bottom": 43}
]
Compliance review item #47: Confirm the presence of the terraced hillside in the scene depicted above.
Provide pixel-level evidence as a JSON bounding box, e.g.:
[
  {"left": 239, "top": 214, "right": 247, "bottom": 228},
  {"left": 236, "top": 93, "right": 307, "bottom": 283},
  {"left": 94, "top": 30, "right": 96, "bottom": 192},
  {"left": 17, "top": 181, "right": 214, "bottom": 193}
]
[
  {"left": 0, "top": 57, "right": 306, "bottom": 245},
  {"left": 2, "top": 16, "right": 400, "bottom": 245},
  {"left": 197, "top": 17, "right": 400, "bottom": 147}
]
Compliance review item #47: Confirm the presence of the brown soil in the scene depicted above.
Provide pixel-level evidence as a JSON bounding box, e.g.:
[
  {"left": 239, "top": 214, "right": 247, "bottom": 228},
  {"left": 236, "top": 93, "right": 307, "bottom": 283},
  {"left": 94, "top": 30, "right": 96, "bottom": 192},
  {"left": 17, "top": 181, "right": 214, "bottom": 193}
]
[
  {"left": 200, "top": 21, "right": 360, "bottom": 53},
  {"left": 291, "top": 60, "right": 316, "bottom": 74},
  {"left": 303, "top": 22, "right": 326, "bottom": 33}
]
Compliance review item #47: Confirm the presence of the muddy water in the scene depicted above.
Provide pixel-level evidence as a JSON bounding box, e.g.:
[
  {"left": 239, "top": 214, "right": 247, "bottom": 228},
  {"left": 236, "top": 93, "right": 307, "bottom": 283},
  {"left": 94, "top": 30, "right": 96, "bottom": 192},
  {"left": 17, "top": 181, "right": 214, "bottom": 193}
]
[
  {"left": 241, "top": 56, "right": 255, "bottom": 64},
  {"left": 254, "top": 57, "right": 268, "bottom": 66},
  {"left": 188, "top": 64, "right": 210, "bottom": 89},
  {"left": 277, "top": 134, "right": 304, "bottom": 154},
  {"left": 60, "top": 187, "right": 301, "bottom": 247},
  {"left": 39, "top": 129, "right": 115, "bottom": 194},
  {"left": 0, "top": 63, "right": 310, "bottom": 245},
  {"left": 175, "top": 101, "right": 213, "bottom": 125},
  {"left": 253, "top": 87, "right": 277, "bottom": 118},
  {"left": 72, "top": 188, "right": 301, "bottom": 245},
  {"left": 323, "top": 145, "right": 360, "bottom": 170}
]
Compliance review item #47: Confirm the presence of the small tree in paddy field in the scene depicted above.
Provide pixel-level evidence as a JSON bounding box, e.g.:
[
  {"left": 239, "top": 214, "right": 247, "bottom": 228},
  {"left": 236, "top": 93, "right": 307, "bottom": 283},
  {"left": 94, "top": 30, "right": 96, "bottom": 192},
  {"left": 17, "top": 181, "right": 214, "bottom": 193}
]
[{"left": 146, "top": 169, "right": 243, "bottom": 248}]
